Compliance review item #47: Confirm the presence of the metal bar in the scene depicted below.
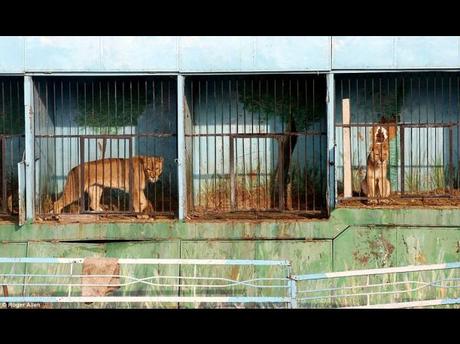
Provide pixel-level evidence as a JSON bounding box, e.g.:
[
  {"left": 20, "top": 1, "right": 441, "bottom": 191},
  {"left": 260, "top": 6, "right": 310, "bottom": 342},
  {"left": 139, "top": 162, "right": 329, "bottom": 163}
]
[
  {"left": 326, "top": 73, "right": 336, "bottom": 212},
  {"left": 18, "top": 160, "right": 26, "bottom": 225},
  {"left": 449, "top": 125, "right": 454, "bottom": 193},
  {"left": 342, "top": 98, "right": 352, "bottom": 198},
  {"left": 79, "top": 136, "right": 85, "bottom": 213},
  {"left": 177, "top": 75, "right": 186, "bottom": 220},
  {"left": 1, "top": 137, "right": 6, "bottom": 212},
  {"left": 2, "top": 285, "right": 9, "bottom": 308},
  {"left": 24, "top": 76, "right": 34, "bottom": 221},
  {"left": 0, "top": 257, "right": 291, "bottom": 266},
  {"left": 344, "top": 297, "right": 460, "bottom": 309},
  {"left": 294, "top": 261, "right": 460, "bottom": 281},
  {"left": 400, "top": 125, "right": 405, "bottom": 194},
  {"left": 229, "top": 135, "right": 236, "bottom": 209},
  {"left": 128, "top": 138, "right": 134, "bottom": 212},
  {"left": 278, "top": 138, "right": 284, "bottom": 210},
  {"left": 0, "top": 296, "right": 291, "bottom": 304}
]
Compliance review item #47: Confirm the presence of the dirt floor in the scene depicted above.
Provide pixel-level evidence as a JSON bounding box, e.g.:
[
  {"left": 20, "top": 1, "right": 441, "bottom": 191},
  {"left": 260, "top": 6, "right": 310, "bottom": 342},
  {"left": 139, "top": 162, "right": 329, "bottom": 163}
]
[
  {"left": 338, "top": 189, "right": 460, "bottom": 209},
  {"left": 187, "top": 210, "right": 326, "bottom": 221}
]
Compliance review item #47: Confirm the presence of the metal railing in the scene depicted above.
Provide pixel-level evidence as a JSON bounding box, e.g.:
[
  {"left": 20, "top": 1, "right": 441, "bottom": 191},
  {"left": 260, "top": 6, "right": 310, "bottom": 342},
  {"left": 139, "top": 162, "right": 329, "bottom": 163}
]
[
  {"left": 293, "top": 262, "right": 460, "bottom": 309},
  {"left": 0, "top": 257, "right": 293, "bottom": 308},
  {"left": 2, "top": 257, "right": 460, "bottom": 308}
]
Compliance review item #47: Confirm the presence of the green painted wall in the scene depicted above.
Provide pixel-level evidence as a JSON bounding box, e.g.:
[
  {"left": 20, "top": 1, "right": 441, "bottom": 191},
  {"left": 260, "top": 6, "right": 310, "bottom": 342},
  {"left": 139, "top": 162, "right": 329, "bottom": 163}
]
[{"left": 1, "top": 208, "right": 460, "bottom": 307}]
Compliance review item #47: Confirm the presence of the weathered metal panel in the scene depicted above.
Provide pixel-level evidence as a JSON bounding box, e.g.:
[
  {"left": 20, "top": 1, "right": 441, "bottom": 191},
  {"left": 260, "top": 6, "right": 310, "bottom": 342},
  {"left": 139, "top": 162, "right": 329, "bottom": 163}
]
[
  {"left": 253, "top": 36, "right": 331, "bottom": 71},
  {"left": 333, "top": 226, "right": 398, "bottom": 270},
  {"left": 0, "top": 243, "right": 27, "bottom": 298},
  {"left": 179, "top": 36, "right": 254, "bottom": 72},
  {"left": 180, "top": 240, "right": 256, "bottom": 307},
  {"left": 105, "top": 241, "right": 180, "bottom": 308},
  {"left": 100, "top": 36, "right": 179, "bottom": 71},
  {"left": 255, "top": 241, "right": 332, "bottom": 297},
  {"left": 25, "top": 36, "right": 102, "bottom": 71},
  {"left": 332, "top": 36, "right": 396, "bottom": 69},
  {"left": 395, "top": 36, "right": 460, "bottom": 69},
  {"left": 0, "top": 37, "right": 24, "bottom": 73},
  {"left": 179, "top": 36, "right": 331, "bottom": 72},
  {"left": 396, "top": 228, "right": 460, "bottom": 266},
  {"left": 24, "top": 242, "right": 105, "bottom": 301}
]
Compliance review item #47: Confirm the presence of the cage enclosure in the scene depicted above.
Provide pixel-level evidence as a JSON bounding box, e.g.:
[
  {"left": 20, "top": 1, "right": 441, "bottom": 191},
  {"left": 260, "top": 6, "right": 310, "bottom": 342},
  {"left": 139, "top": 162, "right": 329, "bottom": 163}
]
[
  {"left": 184, "top": 75, "right": 327, "bottom": 219},
  {"left": 33, "top": 76, "right": 178, "bottom": 220},
  {"left": 335, "top": 72, "right": 460, "bottom": 207},
  {"left": 0, "top": 77, "right": 24, "bottom": 219}
]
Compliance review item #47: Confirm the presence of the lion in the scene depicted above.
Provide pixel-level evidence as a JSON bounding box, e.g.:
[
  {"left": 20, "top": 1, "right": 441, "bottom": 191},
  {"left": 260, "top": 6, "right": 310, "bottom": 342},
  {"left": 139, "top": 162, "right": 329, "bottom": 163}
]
[
  {"left": 53, "top": 156, "right": 164, "bottom": 214},
  {"left": 361, "top": 140, "right": 391, "bottom": 201}
]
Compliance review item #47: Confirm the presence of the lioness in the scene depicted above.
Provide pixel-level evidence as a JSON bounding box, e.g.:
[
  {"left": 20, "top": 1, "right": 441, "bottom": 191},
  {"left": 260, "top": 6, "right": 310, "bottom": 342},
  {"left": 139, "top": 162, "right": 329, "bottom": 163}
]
[
  {"left": 53, "top": 156, "right": 164, "bottom": 214},
  {"left": 361, "top": 141, "right": 390, "bottom": 200}
]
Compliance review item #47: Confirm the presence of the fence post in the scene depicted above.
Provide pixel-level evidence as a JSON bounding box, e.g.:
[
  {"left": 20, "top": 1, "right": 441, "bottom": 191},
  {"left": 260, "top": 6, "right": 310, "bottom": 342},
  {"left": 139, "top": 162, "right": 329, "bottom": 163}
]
[
  {"left": 289, "top": 278, "right": 298, "bottom": 309},
  {"left": 287, "top": 264, "right": 297, "bottom": 309}
]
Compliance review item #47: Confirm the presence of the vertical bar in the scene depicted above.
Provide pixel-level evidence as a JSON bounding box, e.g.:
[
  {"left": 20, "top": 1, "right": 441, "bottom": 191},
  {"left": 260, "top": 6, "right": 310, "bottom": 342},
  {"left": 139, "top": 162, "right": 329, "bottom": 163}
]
[
  {"left": 17, "top": 160, "right": 26, "bottom": 225},
  {"left": 278, "top": 138, "right": 285, "bottom": 211},
  {"left": 24, "top": 76, "right": 35, "bottom": 222},
  {"left": 1, "top": 138, "right": 6, "bottom": 213},
  {"left": 449, "top": 125, "right": 454, "bottom": 194},
  {"left": 366, "top": 275, "right": 370, "bottom": 306},
  {"left": 68, "top": 263, "right": 74, "bottom": 297},
  {"left": 177, "top": 75, "right": 186, "bottom": 220},
  {"left": 129, "top": 138, "right": 134, "bottom": 212},
  {"left": 326, "top": 74, "right": 336, "bottom": 212},
  {"left": 288, "top": 265, "right": 297, "bottom": 309},
  {"left": 230, "top": 135, "right": 235, "bottom": 209},
  {"left": 342, "top": 98, "right": 352, "bottom": 198},
  {"left": 79, "top": 136, "right": 85, "bottom": 213},
  {"left": 400, "top": 126, "right": 405, "bottom": 195}
]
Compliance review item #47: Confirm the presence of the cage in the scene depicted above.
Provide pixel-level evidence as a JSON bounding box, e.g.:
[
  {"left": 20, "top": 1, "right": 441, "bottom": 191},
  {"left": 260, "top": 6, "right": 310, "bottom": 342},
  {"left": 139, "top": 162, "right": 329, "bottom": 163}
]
[
  {"left": 184, "top": 75, "right": 327, "bottom": 219},
  {"left": 33, "top": 76, "right": 177, "bottom": 220},
  {"left": 0, "top": 77, "right": 24, "bottom": 218},
  {"left": 335, "top": 72, "right": 460, "bottom": 207}
]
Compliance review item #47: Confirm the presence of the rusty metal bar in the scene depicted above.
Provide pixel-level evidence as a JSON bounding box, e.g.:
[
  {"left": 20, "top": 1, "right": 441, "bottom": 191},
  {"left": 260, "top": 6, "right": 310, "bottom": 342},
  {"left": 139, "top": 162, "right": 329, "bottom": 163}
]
[
  {"left": 229, "top": 135, "right": 235, "bottom": 210},
  {"left": 278, "top": 138, "right": 285, "bottom": 211},
  {"left": 2, "top": 284, "right": 9, "bottom": 309},
  {"left": 79, "top": 136, "right": 85, "bottom": 214},
  {"left": 400, "top": 125, "right": 405, "bottom": 195},
  {"left": 1, "top": 137, "right": 6, "bottom": 213},
  {"left": 449, "top": 125, "right": 454, "bottom": 194},
  {"left": 129, "top": 138, "right": 134, "bottom": 213}
]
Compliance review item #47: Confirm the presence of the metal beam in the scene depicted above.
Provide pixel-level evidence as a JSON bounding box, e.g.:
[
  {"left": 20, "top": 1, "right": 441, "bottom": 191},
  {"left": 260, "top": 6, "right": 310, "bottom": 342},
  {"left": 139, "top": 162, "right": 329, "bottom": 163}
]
[
  {"left": 177, "top": 75, "right": 186, "bottom": 220},
  {"left": 326, "top": 73, "right": 336, "bottom": 213},
  {"left": 23, "top": 76, "right": 34, "bottom": 222}
]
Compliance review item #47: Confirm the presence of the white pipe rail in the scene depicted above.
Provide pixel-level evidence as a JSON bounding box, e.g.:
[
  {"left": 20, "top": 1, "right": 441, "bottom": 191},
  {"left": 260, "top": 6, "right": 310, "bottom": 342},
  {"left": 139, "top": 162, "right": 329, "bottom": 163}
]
[{"left": 0, "top": 257, "right": 292, "bottom": 307}]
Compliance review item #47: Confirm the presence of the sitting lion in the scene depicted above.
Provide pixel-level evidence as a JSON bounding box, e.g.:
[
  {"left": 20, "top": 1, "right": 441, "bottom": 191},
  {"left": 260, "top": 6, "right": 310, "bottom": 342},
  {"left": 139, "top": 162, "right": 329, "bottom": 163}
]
[{"left": 53, "top": 156, "right": 164, "bottom": 214}]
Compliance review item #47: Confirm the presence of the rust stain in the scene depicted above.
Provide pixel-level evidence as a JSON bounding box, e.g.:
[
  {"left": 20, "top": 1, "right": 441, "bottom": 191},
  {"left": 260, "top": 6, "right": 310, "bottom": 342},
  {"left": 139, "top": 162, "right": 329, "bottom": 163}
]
[
  {"left": 230, "top": 266, "right": 240, "bottom": 281},
  {"left": 415, "top": 252, "right": 427, "bottom": 264},
  {"left": 352, "top": 251, "right": 370, "bottom": 265}
]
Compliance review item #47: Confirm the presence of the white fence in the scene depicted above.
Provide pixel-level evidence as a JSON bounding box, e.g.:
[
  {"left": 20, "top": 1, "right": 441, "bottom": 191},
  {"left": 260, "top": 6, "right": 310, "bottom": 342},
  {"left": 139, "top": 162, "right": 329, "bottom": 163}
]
[
  {"left": 1, "top": 257, "right": 460, "bottom": 308},
  {"left": 0, "top": 257, "right": 293, "bottom": 308},
  {"left": 293, "top": 262, "right": 460, "bottom": 309}
]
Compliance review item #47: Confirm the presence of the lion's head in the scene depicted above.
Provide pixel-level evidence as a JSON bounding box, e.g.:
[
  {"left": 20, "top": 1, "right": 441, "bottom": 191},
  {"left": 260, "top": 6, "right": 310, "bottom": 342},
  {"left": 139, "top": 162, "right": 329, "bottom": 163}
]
[
  {"left": 369, "top": 141, "right": 389, "bottom": 166},
  {"left": 142, "top": 156, "right": 164, "bottom": 183}
]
